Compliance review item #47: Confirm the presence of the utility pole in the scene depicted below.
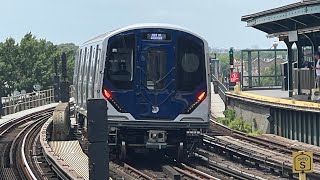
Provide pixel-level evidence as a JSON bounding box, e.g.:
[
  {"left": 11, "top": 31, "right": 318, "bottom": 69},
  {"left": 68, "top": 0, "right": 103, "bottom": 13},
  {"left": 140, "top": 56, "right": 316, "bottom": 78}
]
[
  {"left": 53, "top": 58, "right": 60, "bottom": 102},
  {"left": 229, "top": 47, "right": 236, "bottom": 89},
  {"left": 60, "top": 53, "right": 69, "bottom": 102}
]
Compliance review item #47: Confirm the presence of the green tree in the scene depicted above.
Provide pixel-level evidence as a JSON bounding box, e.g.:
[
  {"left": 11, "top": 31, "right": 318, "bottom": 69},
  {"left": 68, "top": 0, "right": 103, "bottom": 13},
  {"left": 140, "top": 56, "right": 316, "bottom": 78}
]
[
  {"left": 18, "top": 33, "right": 61, "bottom": 92},
  {"left": 0, "top": 38, "right": 20, "bottom": 95},
  {"left": 0, "top": 33, "right": 77, "bottom": 96},
  {"left": 57, "top": 43, "right": 78, "bottom": 82},
  {"left": 260, "top": 64, "right": 281, "bottom": 86}
]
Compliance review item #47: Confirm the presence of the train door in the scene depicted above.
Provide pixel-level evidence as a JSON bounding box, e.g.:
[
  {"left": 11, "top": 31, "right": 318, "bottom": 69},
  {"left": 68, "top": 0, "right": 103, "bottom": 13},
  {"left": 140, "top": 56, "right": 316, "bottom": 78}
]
[{"left": 137, "top": 42, "right": 176, "bottom": 119}]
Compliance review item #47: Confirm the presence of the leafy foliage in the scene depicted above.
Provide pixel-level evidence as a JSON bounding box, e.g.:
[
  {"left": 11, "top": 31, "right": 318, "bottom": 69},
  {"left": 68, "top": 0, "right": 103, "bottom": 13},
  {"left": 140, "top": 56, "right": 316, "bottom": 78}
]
[
  {"left": 259, "top": 64, "right": 282, "bottom": 86},
  {"left": 216, "top": 117, "right": 231, "bottom": 126},
  {"left": 216, "top": 108, "right": 255, "bottom": 134},
  {"left": 0, "top": 33, "right": 78, "bottom": 96},
  {"left": 223, "top": 108, "right": 236, "bottom": 121},
  {"left": 228, "top": 117, "right": 252, "bottom": 133}
]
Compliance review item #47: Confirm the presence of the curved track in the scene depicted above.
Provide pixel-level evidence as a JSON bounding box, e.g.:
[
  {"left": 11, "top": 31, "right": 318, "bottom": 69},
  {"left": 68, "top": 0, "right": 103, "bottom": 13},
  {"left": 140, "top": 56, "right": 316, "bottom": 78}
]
[{"left": 0, "top": 108, "right": 55, "bottom": 179}]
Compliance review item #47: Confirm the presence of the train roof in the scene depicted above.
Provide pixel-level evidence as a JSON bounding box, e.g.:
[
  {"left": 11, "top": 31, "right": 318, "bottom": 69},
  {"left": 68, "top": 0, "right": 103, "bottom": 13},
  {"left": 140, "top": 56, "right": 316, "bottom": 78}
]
[{"left": 81, "top": 23, "right": 207, "bottom": 46}]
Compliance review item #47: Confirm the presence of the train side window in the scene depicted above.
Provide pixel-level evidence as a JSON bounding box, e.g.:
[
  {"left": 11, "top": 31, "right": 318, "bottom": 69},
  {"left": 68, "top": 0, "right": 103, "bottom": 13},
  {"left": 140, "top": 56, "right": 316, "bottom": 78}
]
[
  {"left": 94, "top": 46, "right": 101, "bottom": 95},
  {"left": 79, "top": 47, "right": 87, "bottom": 105},
  {"left": 105, "top": 33, "right": 135, "bottom": 89},
  {"left": 89, "top": 47, "right": 96, "bottom": 98},
  {"left": 86, "top": 46, "right": 93, "bottom": 98},
  {"left": 83, "top": 47, "right": 91, "bottom": 101},
  {"left": 177, "top": 36, "right": 205, "bottom": 91},
  {"left": 79, "top": 48, "right": 86, "bottom": 84},
  {"left": 74, "top": 49, "right": 82, "bottom": 91}
]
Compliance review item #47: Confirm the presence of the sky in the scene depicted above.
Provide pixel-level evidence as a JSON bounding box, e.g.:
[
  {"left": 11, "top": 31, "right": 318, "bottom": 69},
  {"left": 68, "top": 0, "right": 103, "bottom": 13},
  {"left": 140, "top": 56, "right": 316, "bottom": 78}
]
[{"left": 0, "top": 0, "right": 299, "bottom": 49}]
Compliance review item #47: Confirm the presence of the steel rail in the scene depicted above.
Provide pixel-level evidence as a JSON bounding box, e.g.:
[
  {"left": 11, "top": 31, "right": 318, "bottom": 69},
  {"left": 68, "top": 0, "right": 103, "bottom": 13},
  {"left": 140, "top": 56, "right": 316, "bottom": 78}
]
[
  {"left": 194, "top": 150, "right": 265, "bottom": 180},
  {"left": 210, "top": 119, "right": 320, "bottom": 162},
  {"left": 21, "top": 120, "right": 43, "bottom": 180},
  {"left": 173, "top": 163, "right": 218, "bottom": 180}
]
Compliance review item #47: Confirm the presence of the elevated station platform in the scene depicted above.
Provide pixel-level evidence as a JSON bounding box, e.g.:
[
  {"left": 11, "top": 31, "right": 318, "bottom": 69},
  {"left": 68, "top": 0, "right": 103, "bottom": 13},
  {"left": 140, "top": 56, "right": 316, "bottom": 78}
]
[
  {"left": 244, "top": 89, "right": 289, "bottom": 99},
  {"left": 244, "top": 89, "right": 320, "bottom": 102},
  {"left": 225, "top": 88, "right": 320, "bottom": 146},
  {"left": 230, "top": 89, "right": 320, "bottom": 112},
  {"left": 210, "top": 83, "right": 225, "bottom": 118}
]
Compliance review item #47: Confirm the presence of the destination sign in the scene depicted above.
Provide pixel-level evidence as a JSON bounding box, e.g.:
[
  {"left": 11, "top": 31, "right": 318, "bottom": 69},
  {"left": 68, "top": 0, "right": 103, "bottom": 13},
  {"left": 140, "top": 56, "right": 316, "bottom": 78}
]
[{"left": 144, "top": 33, "right": 170, "bottom": 40}]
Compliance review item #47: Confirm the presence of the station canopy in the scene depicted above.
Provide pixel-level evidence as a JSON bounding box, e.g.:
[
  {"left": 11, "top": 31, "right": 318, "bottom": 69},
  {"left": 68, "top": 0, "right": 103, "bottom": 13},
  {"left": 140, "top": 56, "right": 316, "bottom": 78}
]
[{"left": 241, "top": 0, "right": 320, "bottom": 46}]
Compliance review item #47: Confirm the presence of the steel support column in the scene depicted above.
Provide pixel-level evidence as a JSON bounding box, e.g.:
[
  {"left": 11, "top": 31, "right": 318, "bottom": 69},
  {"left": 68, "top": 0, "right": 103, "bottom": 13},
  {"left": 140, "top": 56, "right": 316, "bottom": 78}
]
[
  {"left": 293, "top": 111, "right": 297, "bottom": 140},
  {"left": 296, "top": 41, "right": 303, "bottom": 95},
  {"left": 288, "top": 110, "right": 293, "bottom": 139},
  {"left": 302, "top": 112, "right": 307, "bottom": 143},
  {"left": 248, "top": 51, "right": 253, "bottom": 88},
  {"left": 273, "top": 109, "right": 278, "bottom": 135},
  {"left": 274, "top": 50, "right": 278, "bottom": 86},
  {"left": 298, "top": 112, "right": 302, "bottom": 142},
  {"left": 285, "top": 40, "right": 294, "bottom": 97},
  {"left": 258, "top": 51, "right": 261, "bottom": 86},
  {"left": 312, "top": 113, "right": 316, "bottom": 145},
  {"left": 241, "top": 51, "right": 244, "bottom": 88},
  {"left": 306, "top": 113, "right": 313, "bottom": 144},
  {"left": 315, "top": 113, "right": 320, "bottom": 146},
  {"left": 281, "top": 110, "right": 290, "bottom": 138},
  {"left": 278, "top": 110, "right": 282, "bottom": 136}
]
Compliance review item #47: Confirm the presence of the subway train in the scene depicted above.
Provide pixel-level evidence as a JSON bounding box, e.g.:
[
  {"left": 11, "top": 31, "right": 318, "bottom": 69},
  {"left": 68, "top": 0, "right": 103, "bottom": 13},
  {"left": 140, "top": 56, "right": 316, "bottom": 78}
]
[{"left": 73, "top": 23, "right": 210, "bottom": 160}]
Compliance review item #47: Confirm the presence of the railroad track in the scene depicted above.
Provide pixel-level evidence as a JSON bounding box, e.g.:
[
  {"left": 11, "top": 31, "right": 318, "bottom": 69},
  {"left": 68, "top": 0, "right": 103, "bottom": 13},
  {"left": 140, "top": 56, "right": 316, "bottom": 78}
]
[
  {"left": 110, "top": 153, "right": 222, "bottom": 180},
  {"left": 205, "top": 119, "right": 320, "bottom": 179},
  {"left": 210, "top": 119, "right": 320, "bottom": 162},
  {"left": 193, "top": 150, "right": 265, "bottom": 180},
  {"left": 173, "top": 163, "right": 218, "bottom": 180},
  {"left": 0, "top": 108, "right": 55, "bottom": 179}
]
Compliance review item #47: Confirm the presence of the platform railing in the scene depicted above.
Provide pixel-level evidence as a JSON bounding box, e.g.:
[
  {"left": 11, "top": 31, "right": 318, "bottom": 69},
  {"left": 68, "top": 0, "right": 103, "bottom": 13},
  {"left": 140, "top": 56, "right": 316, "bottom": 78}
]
[
  {"left": 1, "top": 85, "right": 75, "bottom": 117},
  {"left": 211, "top": 74, "right": 228, "bottom": 103},
  {"left": 1, "top": 89, "right": 54, "bottom": 116}
]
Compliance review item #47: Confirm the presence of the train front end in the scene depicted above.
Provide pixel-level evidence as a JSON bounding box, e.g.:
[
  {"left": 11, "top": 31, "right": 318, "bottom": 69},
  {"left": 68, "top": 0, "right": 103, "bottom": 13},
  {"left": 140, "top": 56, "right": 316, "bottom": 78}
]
[{"left": 102, "top": 24, "right": 210, "bottom": 159}]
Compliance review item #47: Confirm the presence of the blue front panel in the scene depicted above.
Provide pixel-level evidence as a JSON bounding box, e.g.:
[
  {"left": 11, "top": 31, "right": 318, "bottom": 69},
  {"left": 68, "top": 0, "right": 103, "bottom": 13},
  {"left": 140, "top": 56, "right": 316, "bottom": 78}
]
[{"left": 103, "top": 29, "right": 207, "bottom": 120}]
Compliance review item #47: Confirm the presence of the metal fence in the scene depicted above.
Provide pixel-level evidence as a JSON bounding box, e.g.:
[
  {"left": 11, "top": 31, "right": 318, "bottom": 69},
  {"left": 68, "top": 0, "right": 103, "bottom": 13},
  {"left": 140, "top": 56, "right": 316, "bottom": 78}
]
[
  {"left": 1, "top": 89, "right": 54, "bottom": 116},
  {"left": 241, "top": 49, "right": 287, "bottom": 89},
  {"left": 1, "top": 85, "right": 75, "bottom": 116},
  {"left": 212, "top": 74, "right": 228, "bottom": 103}
]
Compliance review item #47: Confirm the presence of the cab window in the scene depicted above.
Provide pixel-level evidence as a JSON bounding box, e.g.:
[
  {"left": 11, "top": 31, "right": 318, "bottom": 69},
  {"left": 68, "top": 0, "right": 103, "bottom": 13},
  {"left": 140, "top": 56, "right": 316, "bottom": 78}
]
[
  {"left": 105, "top": 33, "right": 135, "bottom": 89},
  {"left": 177, "top": 36, "right": 205, "bottom": 91}
]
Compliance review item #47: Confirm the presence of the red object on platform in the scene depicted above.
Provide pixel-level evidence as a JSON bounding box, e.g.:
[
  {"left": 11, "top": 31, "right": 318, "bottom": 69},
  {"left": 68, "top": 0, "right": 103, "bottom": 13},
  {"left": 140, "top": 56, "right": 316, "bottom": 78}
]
[{"left": 230, "top": 72, "right": 240, "bottom": 83}]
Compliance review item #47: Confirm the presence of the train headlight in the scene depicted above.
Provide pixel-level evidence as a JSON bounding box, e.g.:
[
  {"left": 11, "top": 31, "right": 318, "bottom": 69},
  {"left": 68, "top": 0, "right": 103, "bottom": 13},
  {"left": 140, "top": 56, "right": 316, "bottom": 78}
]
[
  {"left": 102, "top": 87, "right": 126, "bottom": 113},
  {"left": 152, "top": 133, "right": 157, "bottom": 139},
  {"left": 185, "top": 91, "right": 206, "bottom": 114}
]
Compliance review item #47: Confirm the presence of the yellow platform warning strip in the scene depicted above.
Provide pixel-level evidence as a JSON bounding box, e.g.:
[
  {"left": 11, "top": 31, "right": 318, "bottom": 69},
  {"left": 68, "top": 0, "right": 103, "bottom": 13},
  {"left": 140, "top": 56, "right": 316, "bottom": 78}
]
[{"left": 226, "top": 91, "right": 320, "bottom": 111}]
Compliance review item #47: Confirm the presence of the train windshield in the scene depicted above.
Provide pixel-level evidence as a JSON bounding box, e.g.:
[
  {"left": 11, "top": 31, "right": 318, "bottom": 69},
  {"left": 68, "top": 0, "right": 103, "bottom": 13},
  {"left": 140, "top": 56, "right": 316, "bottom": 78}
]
[
  {"left": 145, "top": 49, "right": 167, "bottom": 90},
  {"left": 108, "top": 48, "right": 133, "bottom": 81},
  {"left": 105, "top": 33, "right": 135, "bottom": 89},
  {"left": 176, "top": 36, "right": 205, "bottom": 91}
]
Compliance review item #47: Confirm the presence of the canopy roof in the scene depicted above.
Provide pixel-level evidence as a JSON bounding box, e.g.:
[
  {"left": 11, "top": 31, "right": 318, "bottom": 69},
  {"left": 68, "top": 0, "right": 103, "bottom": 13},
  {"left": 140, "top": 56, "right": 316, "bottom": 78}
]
[{"left": 241, "top": 0, "right": 320, "bottom": 45}]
